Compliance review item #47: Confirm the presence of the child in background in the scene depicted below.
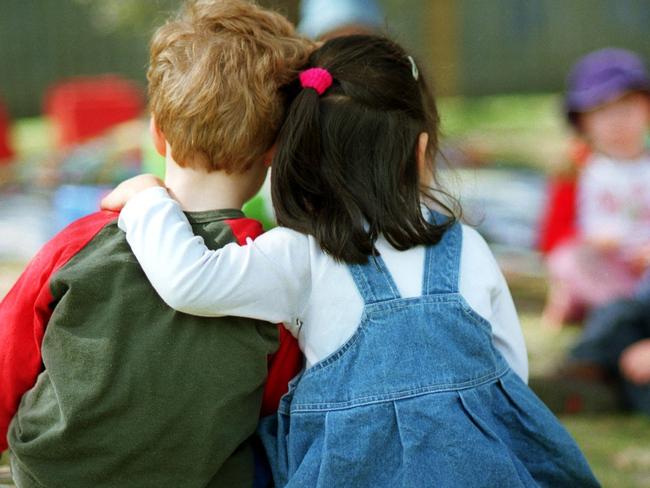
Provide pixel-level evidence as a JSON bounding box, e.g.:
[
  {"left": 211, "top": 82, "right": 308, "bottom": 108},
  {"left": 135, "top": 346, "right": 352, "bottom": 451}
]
[
  {"left": 104, "top": 35, "right": 598, "bottom": 486},
  {"left": 543, "top": 48, "right": 650, "bottom": 328},
  {"left": 0, "top": 1, "right": 310, "bottom": 486}
]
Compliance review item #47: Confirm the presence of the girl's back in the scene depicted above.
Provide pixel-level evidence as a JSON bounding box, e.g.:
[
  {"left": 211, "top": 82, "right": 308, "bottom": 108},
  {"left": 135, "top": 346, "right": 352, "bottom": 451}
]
[
  {"left": 271, "top": 222, "right": 527, "bottom": 375},
  {"left": 261, "top": 220, "right": 597, "bottom": 487}
]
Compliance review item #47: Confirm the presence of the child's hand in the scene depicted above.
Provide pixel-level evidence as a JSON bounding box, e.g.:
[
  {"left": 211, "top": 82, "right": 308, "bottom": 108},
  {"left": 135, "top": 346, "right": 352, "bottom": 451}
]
[
  {"left": 587, "top": 235, "right": 620, "bottom": 254},
  {"left": 619, "top": 339, "right": 650, "bottom": 385},
  {"left": 101, "top": 174, "right": 165, "bottom": 211},
  {"left": 628, "top": 243, "right": 650, "bottom": 273}
]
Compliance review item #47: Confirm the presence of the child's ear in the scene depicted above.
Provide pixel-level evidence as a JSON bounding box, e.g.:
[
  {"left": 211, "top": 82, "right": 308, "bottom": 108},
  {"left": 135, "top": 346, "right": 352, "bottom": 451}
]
[
  {"left": 416, "top": 132, "right": 433, "bottom": 185},
  {"left": 149, "top": 117, "right": 167, "bottom": 157},
  {"left": 416, "top": 132, "right": 429, "bottom": 169},
  {"left": 262, "top": 144, "right": 277, "bottom": 167}
]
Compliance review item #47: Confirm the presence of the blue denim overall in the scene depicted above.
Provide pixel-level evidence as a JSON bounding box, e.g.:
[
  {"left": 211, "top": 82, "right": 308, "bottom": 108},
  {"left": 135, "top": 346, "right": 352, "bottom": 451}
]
[{"left": 260, "top": 222, "right": 599, "bottom": 487}]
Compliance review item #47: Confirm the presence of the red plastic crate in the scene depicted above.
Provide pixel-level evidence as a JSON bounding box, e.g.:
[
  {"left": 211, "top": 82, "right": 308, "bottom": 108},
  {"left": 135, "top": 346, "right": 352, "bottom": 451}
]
[{"left": 45, "top": 75, "right": 144, "bottom": 148}]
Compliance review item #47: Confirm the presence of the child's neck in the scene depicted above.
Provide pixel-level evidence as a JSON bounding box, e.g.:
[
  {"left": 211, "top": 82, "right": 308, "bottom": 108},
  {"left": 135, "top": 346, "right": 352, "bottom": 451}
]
[
  {"left": 593, "top": 140, "right": 648, "bottom": 161},
  {"left": 164, "top": 156, "right": 264, "bottom": 212}
]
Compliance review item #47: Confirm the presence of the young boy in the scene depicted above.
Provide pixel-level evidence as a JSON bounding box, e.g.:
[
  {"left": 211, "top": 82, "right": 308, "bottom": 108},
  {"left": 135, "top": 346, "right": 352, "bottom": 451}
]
[{"left": 0, "top": 1, "right": 311, "bottom": 486}]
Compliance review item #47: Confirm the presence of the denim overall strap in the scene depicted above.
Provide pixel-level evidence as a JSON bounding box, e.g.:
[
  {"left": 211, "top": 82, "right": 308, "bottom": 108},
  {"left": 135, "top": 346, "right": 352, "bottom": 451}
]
[
  {"left": 422, "top": 219, "right": 462, "bottom": 295},
  {"left": 348, "top": 254, "right": 401, "bottom": 304}
]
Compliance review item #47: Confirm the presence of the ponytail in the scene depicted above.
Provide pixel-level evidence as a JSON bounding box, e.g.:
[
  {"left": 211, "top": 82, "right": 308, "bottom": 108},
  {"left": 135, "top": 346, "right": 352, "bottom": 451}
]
[
  {"left": 272, "top": 82, "right": 323, "bottom": 224},
  {"left": 272, "top": 35, "right": 460, "bottom": 264},
  {"left": 272, "top": 75, "right": 377, "bottom": 262}
]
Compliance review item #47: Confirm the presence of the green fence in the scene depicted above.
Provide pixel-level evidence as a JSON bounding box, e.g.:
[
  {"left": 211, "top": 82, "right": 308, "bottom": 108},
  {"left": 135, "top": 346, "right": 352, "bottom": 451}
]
[
  {"left": 1, "top": 0, "right": 649, "bottom": 117},
  {"left": 458, "top": 0, "right": 650, "bottom": 95}
]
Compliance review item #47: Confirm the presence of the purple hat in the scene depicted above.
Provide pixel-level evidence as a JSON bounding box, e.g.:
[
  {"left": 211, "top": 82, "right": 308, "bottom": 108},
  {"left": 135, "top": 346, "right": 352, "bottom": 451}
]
[{"left": 565, "top": 48, "right": 650, "bottom": 126}]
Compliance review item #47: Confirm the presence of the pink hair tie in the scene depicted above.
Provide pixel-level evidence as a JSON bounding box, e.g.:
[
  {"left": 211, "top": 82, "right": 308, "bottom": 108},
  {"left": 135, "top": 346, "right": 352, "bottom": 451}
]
[{"left": 299, "top": 67, "right": 333, "bottom": 96}]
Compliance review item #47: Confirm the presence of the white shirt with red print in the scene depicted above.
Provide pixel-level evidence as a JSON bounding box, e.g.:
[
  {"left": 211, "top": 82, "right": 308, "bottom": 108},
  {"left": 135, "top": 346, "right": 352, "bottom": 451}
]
[{"left": 578, "top": 151, "right": 650, "bottom": 255}]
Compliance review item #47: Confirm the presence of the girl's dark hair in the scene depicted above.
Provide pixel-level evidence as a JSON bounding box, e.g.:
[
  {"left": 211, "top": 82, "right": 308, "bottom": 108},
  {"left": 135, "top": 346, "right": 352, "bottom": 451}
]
[{"left": 272, "top": 34, "right": 460, "bottom": 264}]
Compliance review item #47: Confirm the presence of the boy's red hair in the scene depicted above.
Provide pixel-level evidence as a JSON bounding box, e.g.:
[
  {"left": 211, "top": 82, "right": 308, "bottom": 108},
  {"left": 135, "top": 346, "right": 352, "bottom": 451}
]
[{"left": 148, "top": 0, "right": 312, "bottom": 172}]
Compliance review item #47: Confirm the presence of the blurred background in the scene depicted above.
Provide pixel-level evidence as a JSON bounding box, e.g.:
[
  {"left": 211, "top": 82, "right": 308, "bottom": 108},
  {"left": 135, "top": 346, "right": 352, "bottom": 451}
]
[{"left": 1, "top": 1, "right": 650, "bottom": 485}]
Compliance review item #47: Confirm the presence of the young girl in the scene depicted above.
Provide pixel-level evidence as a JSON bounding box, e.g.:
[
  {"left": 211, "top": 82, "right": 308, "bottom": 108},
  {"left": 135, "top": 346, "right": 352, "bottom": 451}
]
[
  {"left": 543, "top": 48, "right": 650, "bottom": 328},
  {"left": 104, "top": 35, "right": 597, "bottom": 486}
]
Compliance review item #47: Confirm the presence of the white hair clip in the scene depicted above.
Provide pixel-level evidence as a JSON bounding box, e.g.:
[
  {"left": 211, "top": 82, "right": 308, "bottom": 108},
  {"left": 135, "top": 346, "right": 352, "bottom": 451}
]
[{"left": 407, "top": 55, "right": 419, "bottom": 81}]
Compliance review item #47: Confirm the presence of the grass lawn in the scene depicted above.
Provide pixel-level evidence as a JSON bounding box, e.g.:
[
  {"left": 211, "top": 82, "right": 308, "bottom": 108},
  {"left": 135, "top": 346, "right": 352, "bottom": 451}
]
[
  {"left": 520, "top": 309, "right": 650, "bottom": 487},
  {"left": 438, "top": 93, "right": 571, "bottom": 172},
  {"left": 564, "top": 415, "right": 650, "bottom": 487}
]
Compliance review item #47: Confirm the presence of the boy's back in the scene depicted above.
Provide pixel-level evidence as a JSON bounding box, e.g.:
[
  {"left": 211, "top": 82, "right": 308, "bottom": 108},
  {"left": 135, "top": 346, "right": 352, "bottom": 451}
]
[
  {"left": 2, "top": 0, "right": 311, "bottom": 483},
  {"left": 2, "top": 210, "right": 277, "bottom": 487}
]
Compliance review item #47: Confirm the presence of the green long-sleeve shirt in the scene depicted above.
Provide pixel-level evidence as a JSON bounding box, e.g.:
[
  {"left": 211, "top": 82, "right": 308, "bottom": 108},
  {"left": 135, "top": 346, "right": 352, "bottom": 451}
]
[{"left": 2, "top": 209, "right": 285, "bottom": 487}]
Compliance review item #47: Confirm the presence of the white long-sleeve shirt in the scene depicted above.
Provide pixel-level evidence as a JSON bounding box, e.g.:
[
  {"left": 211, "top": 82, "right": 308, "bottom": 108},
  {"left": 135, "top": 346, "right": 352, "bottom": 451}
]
[
  {"left": 118, "top": 187, "right": 529, "bottom": 381},
  {"left": 578, "top": 152, "right": 650, "bottom": 252}
]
